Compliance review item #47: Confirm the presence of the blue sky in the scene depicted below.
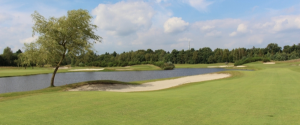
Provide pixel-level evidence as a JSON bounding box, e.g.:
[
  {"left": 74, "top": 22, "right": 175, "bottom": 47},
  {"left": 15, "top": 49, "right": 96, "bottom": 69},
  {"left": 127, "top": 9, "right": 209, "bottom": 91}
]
[{"left": 1, "top": 0, "right": 300, "bottom": 54}]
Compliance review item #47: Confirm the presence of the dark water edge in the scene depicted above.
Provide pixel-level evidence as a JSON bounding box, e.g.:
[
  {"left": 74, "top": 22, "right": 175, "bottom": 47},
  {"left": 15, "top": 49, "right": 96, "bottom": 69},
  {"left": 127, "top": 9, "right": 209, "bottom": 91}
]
[{"left": 0, "top": 68, "right": 241, "bottom": 94}]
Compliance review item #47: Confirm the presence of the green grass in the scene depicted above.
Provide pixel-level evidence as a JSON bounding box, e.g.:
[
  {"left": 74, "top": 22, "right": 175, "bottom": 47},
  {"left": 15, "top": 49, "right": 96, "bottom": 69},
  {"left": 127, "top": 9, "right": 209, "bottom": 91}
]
[
  {"left": 0, "top": 64, "right": 161, "bottom": 78},
  {"left": 175, "top": 63, "right": 234, "bottom": 68},
  {"left": 1, "top": 61, "right": 300, "bottom": 124}
]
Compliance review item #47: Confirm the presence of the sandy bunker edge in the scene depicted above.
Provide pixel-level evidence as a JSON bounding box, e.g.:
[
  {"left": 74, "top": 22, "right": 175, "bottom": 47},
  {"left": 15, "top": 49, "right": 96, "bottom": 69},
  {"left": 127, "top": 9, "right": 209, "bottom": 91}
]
[{"left": 68, "top": 73, "right": 231, "bottom": 92}]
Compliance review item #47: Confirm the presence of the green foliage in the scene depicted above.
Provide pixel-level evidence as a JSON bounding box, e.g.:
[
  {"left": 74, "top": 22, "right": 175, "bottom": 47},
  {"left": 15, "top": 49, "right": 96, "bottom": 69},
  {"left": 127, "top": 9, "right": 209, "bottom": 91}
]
[
  {"left": 234, "top": 57, "right": 270, "bottom": 66},
  {"left": 78, "top": 62, "right": 85, "bottom": 67},
  {"left": 153, "top": 61, "right": 175, "bottom": 70},
  {"left": 25, "top": 9, "right": 102, "bottom": 86}
]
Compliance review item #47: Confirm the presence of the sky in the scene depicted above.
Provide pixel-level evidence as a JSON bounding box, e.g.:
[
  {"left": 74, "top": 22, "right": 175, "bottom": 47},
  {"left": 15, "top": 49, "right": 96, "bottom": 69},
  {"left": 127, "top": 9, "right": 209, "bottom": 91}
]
[{"left": 1, "top": 0, "right": 300, "bottom": 54}]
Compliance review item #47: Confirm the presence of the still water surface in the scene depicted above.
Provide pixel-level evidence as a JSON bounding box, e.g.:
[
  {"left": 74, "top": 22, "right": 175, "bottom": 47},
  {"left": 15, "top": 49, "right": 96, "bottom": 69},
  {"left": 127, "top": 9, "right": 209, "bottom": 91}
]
[{"left": 0, "top": 68, "right": 228, "bottom": 94}]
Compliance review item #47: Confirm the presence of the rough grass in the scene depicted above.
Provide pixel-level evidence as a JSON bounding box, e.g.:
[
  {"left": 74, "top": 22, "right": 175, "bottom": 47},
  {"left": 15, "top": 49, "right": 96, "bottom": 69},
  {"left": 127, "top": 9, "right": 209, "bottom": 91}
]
[{"left": 1, "top": 61, "right": 300, "bottom": 124}]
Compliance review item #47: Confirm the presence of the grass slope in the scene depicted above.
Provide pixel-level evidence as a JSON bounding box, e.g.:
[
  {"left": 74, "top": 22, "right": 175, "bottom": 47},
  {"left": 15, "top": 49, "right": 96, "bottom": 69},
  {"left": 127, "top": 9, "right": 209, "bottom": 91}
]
[
  {"left": 0, "top": 64, "right": 161, "bottom": 78},
  {"left": 1, "top": 62, "right": 300, "bottom": 124}
]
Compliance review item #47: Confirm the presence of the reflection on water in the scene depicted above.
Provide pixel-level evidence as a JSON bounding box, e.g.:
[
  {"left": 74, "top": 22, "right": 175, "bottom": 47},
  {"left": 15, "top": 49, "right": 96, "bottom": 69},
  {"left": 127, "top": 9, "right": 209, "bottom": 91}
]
[{"left": 0, "top": 68, "right": 227, "bottom": 94}]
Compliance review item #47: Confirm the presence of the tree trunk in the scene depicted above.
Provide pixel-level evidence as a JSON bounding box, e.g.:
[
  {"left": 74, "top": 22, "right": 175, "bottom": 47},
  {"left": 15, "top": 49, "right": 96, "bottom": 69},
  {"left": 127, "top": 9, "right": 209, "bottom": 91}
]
[
  {"left": 50, "top": 66, "right": 59, "bottom": 87},
  {"left": 50, "top": 48, "right": 66, "bottom": 87}
]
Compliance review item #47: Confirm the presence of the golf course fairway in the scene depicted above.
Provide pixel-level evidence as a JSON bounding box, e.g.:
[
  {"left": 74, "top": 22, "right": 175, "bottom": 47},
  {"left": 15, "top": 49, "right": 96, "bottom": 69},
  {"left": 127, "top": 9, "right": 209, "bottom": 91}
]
[{"left": 1, "top": 62, "right": 300, "bottom": 124}]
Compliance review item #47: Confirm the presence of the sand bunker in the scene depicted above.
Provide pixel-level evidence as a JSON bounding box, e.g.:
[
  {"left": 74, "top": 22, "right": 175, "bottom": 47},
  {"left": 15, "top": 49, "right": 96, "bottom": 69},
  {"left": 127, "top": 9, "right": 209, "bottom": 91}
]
[
  {"left": 207, "top": 65, "right": 234, "bottom": 68},
  {"left": 68, "top": 68, "right": 104, "bottom": 71},
  {"left": 69, "top": 73, "right": 231, "bottom": 92},
  {"left": 263, "top": 62, "right": 275, "bottom": 64}
]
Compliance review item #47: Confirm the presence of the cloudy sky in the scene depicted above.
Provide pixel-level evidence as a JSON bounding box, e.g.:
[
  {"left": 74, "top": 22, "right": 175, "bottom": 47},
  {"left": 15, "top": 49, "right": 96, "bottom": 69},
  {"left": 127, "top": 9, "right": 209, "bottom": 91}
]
[{"left": 1, "top": 0, "right": 300, "bottom": 54}]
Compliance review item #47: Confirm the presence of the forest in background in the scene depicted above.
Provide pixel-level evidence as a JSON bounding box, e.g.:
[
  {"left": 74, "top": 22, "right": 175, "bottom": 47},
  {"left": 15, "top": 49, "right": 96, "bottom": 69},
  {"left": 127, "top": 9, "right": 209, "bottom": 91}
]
[{"left": 1, "top": 43, "right": 300, "bottom": 67}]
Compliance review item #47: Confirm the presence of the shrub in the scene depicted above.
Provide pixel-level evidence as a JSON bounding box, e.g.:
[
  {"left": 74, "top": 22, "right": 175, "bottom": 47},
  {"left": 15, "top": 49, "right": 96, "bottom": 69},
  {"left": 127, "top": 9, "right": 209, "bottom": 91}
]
[
  {"left": 78, "top": 62, "right": 85, "bottom": 67},
  {"left": 234, "top": 57, "right": 270, "bottom": 66},
  {"left": 153, "top": 61, "right": 175, "bottom": 70}
]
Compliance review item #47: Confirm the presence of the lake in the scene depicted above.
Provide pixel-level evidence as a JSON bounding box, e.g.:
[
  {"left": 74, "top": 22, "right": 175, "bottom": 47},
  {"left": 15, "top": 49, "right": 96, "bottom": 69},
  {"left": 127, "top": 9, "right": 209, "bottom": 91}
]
[{"left": 0, "top": 68, "right": 229, "bottom": 94}]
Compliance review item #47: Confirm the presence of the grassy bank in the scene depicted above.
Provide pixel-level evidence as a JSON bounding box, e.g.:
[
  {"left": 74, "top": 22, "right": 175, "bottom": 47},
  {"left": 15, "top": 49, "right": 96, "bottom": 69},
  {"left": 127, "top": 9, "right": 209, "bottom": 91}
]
[
  {"left": 175, "top": 63, "right": 234, "bottom": 68},
  {"left": 0, "top": 64, "right": 161, "bottom": 78},
  {"left": 0, "top": 75, "right": 191, "bottom": 101},
  {"left": 1, "top": 61, "right": 300, "bottom": 124}
]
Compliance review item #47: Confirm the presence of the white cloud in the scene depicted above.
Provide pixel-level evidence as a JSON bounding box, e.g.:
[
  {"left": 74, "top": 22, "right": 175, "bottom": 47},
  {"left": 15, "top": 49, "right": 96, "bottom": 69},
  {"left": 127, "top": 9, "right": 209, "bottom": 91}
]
[
  {"left": 201, "top": 25, "right": 214, "bottom": 31},
  {"left": 205, "top": 30, "right": 222, "bottom": 37},
  {"left": 92, "top": 1, "right": 155, "bottom": 36},
  {"left": 164, "top": 17, "right": 189, "bottom": 33},
  {"left": 156, "top": 0, "right": 162, "bottom": 3},
  {"left": 185, "top": 0, "right": 213, "bottom": 11},
  {"left": 192, "top": 19, "right": 242, "bottom": 29},
  {"left": 272, "top": 15, "right": 300, "bottom": 31},
  {"left": 19, "top": 36, "right": 38, "bottom": 43},
  {"left": 229, "top": 32, "right": 237, "bottom": 37},
  {"left": 117, "top": 42, "right": 122, "bottom": 45},
  {"left": 178, "top": 37, "right": 192, "bottom": 42},
  {"left": 229, "top": 23, "right": 247, "bottom": 37},
  {"left": 0, "top": 13, "right": 11, "bottom": 22},
  {"left": 237, "top": 24, "right": 248, "bottom": 33}
]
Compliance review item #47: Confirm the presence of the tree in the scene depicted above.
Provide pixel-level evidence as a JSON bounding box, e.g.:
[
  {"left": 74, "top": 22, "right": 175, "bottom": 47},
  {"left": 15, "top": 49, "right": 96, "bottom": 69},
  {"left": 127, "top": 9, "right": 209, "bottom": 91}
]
[
  {"left": 28, "top": 9, "right": 101, "bottom": 87},
  {"left": 16, "top": 49, "right": 23, "bottom": 55},
  {"left": 22, "top": 43, "right": 39, "bottom": 69},
  {"left": 283, "top": 45, "right": 291, "bottom": 54},
  {"left": 222, "top": 49, "right": 229, "bottom": 62},
  {"left": 192, "top": 51, "right": 198, "bottom": 64},
  {"left": 266, "top": 43, "right": 281, "bottom": 54},
  {"left": 2, "top": 47, "right": 14, "bottom": 65}
]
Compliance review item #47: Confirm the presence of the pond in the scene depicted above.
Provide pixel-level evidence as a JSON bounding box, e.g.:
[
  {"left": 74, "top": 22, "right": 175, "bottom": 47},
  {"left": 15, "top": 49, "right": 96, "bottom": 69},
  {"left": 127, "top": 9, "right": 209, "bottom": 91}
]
[{"left": 0, "top": 68, "right": 230, "bottom": 94}]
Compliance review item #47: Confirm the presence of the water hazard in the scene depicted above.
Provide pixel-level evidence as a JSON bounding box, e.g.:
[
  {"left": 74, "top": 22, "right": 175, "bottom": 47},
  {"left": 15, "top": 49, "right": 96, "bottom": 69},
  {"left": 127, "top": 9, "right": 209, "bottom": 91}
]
[{"left": 0, "top": 68, "right": 229, "bottom": 94}]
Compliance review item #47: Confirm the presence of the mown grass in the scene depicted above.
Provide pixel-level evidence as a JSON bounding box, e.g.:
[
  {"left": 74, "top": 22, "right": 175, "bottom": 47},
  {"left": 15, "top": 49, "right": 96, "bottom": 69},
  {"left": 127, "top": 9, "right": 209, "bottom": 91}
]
[
  {"left": 1, "top": 61, "right": 300, "bottom": 124},
  {"left": 175, "top": 63, "right": 234, "bottom": 68},
  {"left": 0, "top": 64, "right": 161, "bottom": 78}
]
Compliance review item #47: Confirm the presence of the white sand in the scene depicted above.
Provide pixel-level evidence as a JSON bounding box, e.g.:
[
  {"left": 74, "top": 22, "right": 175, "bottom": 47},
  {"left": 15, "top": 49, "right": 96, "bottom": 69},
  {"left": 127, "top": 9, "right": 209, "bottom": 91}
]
[
  {"left": 263, "top": 62, "right": 275, "bottom": 64},
  {"left": 68, "top": 68, "right": 104, "bottom": 71},
  {"left": 208, "top": 65, "right": 234, "bottom": 68},
  {"left": 69, "top": 73, "right": 231, "bottom": 92}
]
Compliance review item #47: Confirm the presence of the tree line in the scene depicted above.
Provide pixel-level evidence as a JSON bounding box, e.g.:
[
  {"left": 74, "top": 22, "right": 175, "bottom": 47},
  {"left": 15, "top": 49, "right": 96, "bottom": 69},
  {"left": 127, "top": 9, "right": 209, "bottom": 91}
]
[
  {"left": 1, "top": 43, "right": 300, "bottom": 67},
  {"left": 0, "top": 47, "right": 22, "bottom": 66},
  {"left": 61, "top": 43, "right": 300, "bottom": 67}
]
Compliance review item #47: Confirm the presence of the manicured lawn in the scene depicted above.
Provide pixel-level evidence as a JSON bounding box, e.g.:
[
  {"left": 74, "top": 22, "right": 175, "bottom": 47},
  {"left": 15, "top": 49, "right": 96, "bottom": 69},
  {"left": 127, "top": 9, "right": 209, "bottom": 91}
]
[
  {"left": 0, "top": 64, "right": 161, "bottom": 78},
  {"left": 1, "top": 62, "right": 300, "bottom": 124},
  {"left": 175, "top": 63, "right": 234, "bottom": 68}
]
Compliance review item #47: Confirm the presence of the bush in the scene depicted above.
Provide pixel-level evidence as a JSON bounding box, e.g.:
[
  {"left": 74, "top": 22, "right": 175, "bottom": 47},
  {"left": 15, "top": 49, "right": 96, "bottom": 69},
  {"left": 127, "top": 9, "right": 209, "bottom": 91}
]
[
  {"left": 234, "top": 57, "right": 270, "bottom": 66},
  {"left": 78, "top": 62, "right": 85, "bottom": 67},
  {"left": 153, "top": 61, "right": 175, "bottom": 70},
  {"left": 262, "top": 58, "right": 270, "bottom": 62}
]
